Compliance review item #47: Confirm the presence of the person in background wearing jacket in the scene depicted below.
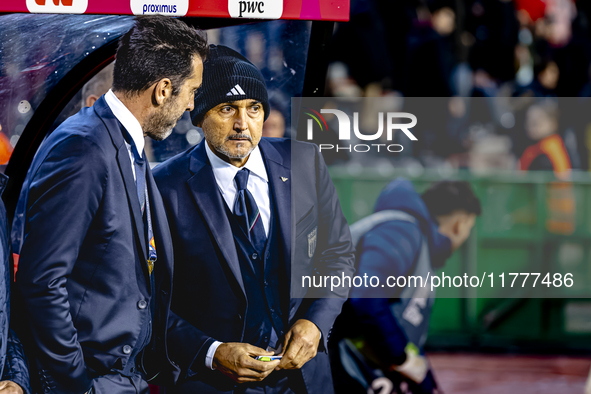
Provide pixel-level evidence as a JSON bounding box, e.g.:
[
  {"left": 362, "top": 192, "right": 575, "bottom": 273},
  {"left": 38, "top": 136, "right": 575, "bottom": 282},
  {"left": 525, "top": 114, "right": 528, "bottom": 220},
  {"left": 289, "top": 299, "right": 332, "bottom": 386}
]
[
  {"left": 519, "top": 100, "right": 571, "bottom": 176},
  {"left": 333, "top": 178, "right": 481, "bottom": 394},
  {"left": 0, "top": 173, "right": 30, "bottom": 394}
]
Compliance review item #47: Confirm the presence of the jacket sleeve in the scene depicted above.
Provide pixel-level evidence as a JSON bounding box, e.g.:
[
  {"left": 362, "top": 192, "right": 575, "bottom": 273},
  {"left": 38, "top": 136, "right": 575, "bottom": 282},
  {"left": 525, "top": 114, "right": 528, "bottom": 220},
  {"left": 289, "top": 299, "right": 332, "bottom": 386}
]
[
  {"left": 302, "top": 146, "right": 356, "bottom": 351},
  {"left": 165, "top": 310, "right": 216, "bottom": 381},
  {"left": 138, "top": 309, "right": 216, "bottom": 386},
  {"left": 17, "top": 135, "right": 108, "bottom": 394},
  {"left": 2, "top": 329, "right": 31, "bottom": 394},
  {"left": 349, "top": 221, "right": 423, "bottom": 365}
]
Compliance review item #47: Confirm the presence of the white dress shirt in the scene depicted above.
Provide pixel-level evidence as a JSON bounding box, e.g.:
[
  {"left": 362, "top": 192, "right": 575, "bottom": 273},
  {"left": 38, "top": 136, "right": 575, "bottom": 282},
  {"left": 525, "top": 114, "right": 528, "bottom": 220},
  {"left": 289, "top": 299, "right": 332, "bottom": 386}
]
[
  {"left": 204, "top": 141, "right": 271, "bottom": 236},
  {"left": 104, "top": 89, "right": 145, "bottom": 180},
  {"left": 203, "top": 141, "right": 272, "bottom": 369}
]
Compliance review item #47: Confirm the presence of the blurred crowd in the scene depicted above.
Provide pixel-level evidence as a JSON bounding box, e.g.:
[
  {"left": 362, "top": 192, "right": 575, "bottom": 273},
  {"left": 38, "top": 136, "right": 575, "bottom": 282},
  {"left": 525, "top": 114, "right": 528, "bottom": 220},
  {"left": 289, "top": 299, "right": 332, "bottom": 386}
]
[
  {"left": 5, "top": 6, "right": 591, "bottom": 173},
  {"left": 325, "top": 0, "right": 591, "bottom": 174}
]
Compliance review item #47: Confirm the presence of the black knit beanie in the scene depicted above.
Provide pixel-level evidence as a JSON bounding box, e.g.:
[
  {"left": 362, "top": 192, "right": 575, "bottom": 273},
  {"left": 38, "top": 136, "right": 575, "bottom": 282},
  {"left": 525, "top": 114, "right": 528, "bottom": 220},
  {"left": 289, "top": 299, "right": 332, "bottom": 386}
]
[{"left": 191, "top": 44, "right": 270, "bottom": 124}]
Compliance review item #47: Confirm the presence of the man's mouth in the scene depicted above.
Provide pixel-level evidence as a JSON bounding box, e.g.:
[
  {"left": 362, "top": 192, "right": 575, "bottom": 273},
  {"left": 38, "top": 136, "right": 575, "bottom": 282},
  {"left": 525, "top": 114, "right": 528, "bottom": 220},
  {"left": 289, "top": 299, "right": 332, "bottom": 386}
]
[{"left": 228, "top": 134, "right": 252, "bottom": 142}]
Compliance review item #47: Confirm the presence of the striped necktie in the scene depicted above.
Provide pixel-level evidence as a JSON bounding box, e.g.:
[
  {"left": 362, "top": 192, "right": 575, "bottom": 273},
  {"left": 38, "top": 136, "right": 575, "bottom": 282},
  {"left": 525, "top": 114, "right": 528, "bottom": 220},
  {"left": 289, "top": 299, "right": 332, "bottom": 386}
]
[{"left": 233, "top": 168, "right": 266, "bottom": 254}]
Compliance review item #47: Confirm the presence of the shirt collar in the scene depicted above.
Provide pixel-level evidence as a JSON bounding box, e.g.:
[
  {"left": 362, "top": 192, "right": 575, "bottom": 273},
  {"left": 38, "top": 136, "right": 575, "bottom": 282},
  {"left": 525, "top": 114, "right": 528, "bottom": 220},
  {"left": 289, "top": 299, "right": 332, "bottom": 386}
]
[
  {"left": 204, "top": 141, "right": 268, "bottom": 192},
  {"left": 243, "top": 145, "right": 268, "bottom": 183},
  {"left": 104, "top": 89, "right": 145, "bottom": 153}
]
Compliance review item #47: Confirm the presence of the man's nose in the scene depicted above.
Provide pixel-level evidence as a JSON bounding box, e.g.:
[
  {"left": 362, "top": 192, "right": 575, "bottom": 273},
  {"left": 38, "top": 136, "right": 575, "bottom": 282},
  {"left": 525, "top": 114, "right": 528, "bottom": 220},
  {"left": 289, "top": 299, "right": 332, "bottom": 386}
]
[{"left": 234, "top": 109, "right": 248, "bottom": 131}]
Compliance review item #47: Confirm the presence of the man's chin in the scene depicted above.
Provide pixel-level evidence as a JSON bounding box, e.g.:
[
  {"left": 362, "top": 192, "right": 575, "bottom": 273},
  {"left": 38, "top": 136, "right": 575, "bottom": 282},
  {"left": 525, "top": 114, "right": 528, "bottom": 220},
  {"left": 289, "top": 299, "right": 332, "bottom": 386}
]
[
  {"left": 147, "top": 128, "right": 174, "bottom": 142},
  {"left": 216, "top": 144, "right": 254, "bottom": 160}
]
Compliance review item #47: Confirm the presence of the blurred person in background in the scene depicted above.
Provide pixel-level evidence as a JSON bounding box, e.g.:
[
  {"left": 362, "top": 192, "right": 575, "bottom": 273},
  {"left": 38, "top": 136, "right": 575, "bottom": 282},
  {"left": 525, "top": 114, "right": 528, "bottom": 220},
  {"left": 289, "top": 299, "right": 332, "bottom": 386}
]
[
  {"left": 49, "top": 63, "right": 116, "bottom": 133},
  {"left": 331, "top": 179, "right": 481, "bottom": 394},
  {"left": 329, "top": 0, "right": 460, "bottom": 97},
  {"left": 0, "top": 124, "right": 12, "bottom": 166},
  {"left": 514, "top": 0, "right": 546, "bottom": 26},
  {"left": 328, "top": 0, "right": 398, "bottom": 93},
  {"left": 81, "top": 63, "right": 114, "bottom": 108},
  {"left": 519, "top": 100, "right": 571, "bottom": 174},
  {"left": 513, "top": 0, "right": 591, "bottom": 96},
  {"left": 467, "top": 0, "right": 520, "bottom": 97},
  {"left": 262, "top": 108, "right": 286, "bottom": 138},
  {"left": 538, "top": 0, "right": 591, "bottom": 97},
  {"left": 403, "top": 0, "right": 457, "bottom": 97},
  {"left": 514, "top": 55, "right": 559, "bottom": 97},
  {"left": 262, "top": 98, "right": 288, "bottom": 139},
  {"left": 519, "top": 100, "right": 575, "bottom": 234}
]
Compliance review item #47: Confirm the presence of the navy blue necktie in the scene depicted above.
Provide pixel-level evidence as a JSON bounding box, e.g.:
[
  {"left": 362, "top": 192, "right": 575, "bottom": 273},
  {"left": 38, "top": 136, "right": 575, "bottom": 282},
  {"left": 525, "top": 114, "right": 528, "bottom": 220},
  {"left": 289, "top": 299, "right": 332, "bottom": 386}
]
[
  {"left": 131, "top": 146, "right": 157, "bottom": 275},
  {"left": 134, "top": 151, "right": 146, "bottom": 215},
  {"left": 234, "top": 169, "right": 267, "bottom": 254}
]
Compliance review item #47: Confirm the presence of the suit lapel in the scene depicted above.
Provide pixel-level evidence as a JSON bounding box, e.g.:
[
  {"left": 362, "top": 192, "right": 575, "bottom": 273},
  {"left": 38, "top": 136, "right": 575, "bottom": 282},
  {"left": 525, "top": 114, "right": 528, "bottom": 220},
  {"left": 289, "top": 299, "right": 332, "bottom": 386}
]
[
  {"left": 118, "top": 148, "right": 148, "bottom": 260},
  {"left": 94, "top": 97, "right": 147, "bottom": 262},
  {"left": 146, "top": 167, "right": 173, "bottom": 285},
  {"left": 187, "top": 142, "right": 246, "bottom": 296},
  {"left": 259, "top": 139, "right": 292, "bottom": 293}
]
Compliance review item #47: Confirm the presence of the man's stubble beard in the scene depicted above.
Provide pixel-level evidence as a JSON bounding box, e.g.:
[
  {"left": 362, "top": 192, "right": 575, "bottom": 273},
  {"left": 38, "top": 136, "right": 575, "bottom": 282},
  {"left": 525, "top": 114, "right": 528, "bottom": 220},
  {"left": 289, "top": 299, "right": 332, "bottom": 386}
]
[
  {"left": 215, "top": 143, "right": 255, "bottom": 159},
  {"left": 144, "top": 98, "right": 183, "bottom": 141},
  {"left": 145, "top": 126, "right": 174, "bottom": 142},
  {"left": 202, "top": 129, "right": 257, "bottom": 159},
  {"left": 211, "top": 134, "right": 256, "bottom": 159}
]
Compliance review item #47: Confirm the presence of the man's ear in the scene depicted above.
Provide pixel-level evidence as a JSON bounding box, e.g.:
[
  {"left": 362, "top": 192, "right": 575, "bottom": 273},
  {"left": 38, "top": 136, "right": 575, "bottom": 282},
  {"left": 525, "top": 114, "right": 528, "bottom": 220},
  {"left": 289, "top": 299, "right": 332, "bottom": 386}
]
[
  {"left": 153, "top": 78, "right": 173, "bottom": 106},
  {"left": 451, "top": 216, "right": 461, "bottom": 236},
  {"left": 86, "top": 95, "right": 100, "bottom": 107}
]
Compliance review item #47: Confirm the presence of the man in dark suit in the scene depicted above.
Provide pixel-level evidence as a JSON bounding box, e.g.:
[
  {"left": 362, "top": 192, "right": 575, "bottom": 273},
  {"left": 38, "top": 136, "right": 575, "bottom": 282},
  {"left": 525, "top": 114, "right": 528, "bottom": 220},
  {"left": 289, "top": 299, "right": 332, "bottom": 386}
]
[
  {"left": 14, "top": 17, "right": 209, "bottom": 394},
  {"left": 0, "top": 174, "right": 31, "bottom": 394},
  {"left": 153, "top": 45, "right": 355, "bottom": 394}
]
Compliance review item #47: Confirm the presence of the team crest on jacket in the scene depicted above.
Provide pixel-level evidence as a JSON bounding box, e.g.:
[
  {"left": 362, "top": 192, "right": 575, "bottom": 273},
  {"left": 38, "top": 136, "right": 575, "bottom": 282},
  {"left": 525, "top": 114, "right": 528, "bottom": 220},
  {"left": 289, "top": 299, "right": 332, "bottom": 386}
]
[{"left": 307, "top": 227, "right": 317, "bottom": 258}]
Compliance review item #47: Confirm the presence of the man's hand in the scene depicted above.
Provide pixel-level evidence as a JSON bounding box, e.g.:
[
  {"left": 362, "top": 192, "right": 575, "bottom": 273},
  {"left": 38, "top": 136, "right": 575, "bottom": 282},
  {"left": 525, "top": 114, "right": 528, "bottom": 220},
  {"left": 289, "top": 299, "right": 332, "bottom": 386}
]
[
  {"left": 276, "top": 319, "right": 321, "bottom": 370},
  {"left": 0, "top": 381, "right": 23, "bottom": 394},
  {"left": 390, "top": 345, "right": 428, "bottom": 384},
  {"left": 213, "top": 343, "right": 280, "bottom": 383}
]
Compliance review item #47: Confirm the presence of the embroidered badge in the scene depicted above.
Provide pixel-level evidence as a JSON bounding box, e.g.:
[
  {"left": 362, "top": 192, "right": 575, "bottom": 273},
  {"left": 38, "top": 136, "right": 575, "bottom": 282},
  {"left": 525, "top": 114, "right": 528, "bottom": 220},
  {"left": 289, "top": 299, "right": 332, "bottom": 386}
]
[{"left": 307, "top": 226, "right": 317, "bottom": 258}]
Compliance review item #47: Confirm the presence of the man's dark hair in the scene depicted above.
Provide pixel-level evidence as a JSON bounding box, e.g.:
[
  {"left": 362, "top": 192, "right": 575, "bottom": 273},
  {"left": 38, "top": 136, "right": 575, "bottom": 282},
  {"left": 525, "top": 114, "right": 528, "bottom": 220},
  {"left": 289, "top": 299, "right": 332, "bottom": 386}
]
[
  {"left": 112, "top": 16, "right": 208, "bottom": 96},
  {"left": 422, "top": 181, "right": 482, "bottom": 217}
]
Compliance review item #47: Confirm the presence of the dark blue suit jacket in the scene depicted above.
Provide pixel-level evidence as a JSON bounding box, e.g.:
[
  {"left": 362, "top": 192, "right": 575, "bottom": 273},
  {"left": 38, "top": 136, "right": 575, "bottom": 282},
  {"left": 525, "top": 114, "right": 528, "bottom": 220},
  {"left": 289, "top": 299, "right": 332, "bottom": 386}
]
[
  {"left": 0, "top": 174, "right": 30, "bottom": 394},
  {"left": 153, "top": 138, "right": 355, "bottom": 394},
  {"left": 14, "top": 97, "right": 205, "bottom": 394}
]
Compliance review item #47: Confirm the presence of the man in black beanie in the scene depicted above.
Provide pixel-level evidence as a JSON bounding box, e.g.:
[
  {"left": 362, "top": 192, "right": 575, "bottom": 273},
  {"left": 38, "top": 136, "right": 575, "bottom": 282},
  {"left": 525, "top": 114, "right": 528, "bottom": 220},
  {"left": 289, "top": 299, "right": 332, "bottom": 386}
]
[{"left": 154, "top": 45, "right": 355, "bottom": 393}]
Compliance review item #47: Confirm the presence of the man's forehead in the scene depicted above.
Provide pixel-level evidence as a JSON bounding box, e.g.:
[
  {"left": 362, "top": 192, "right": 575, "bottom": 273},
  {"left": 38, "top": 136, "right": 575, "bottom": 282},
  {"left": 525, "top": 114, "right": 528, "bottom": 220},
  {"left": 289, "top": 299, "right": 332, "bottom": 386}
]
[{"left": 217, "top": 99, "right": 261, "bottom": 107}]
